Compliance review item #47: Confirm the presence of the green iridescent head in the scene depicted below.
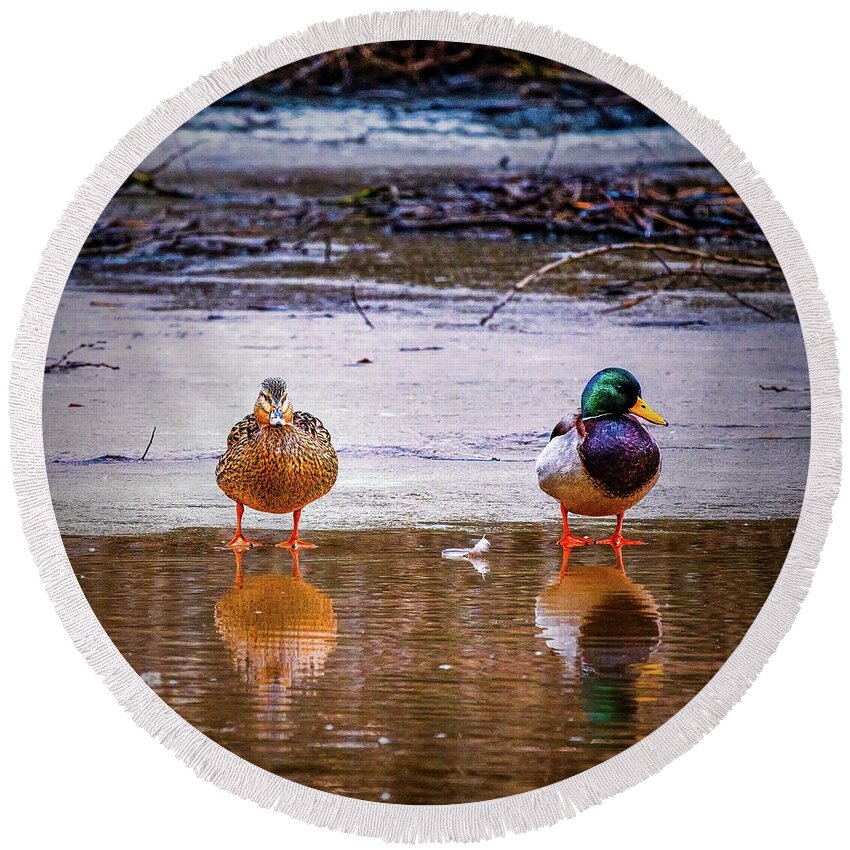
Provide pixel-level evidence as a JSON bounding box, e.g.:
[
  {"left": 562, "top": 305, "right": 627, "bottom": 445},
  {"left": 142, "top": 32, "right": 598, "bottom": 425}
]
[{"left": 580, "top": 367, "right": 668, "bottom": 425}]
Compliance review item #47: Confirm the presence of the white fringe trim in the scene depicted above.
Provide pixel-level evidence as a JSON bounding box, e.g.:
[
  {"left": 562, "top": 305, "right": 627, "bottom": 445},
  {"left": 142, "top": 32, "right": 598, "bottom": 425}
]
[{"left": 9, "top": 10, "right": 840, "bottom": 843}]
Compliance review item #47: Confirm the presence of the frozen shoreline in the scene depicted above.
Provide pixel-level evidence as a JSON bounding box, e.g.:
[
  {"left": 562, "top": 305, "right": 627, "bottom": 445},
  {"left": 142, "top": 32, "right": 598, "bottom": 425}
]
[
  {"left": 45, "top": 290, "right": 809, "bottom": 535},
  {"left": 47, "top": 105, "right": 806, "bottom": 537},
  {"left": 141, "top": 117, "right": 702, "bottom": 183}
]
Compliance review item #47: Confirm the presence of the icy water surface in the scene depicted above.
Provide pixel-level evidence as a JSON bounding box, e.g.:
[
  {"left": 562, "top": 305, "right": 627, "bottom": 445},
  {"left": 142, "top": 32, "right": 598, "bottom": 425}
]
[
  {"left": 65, "top": 520, "right": 792, "bottom": 804},
  {"left": 138, "top": 97, "right": 699, "bottom": 177}
]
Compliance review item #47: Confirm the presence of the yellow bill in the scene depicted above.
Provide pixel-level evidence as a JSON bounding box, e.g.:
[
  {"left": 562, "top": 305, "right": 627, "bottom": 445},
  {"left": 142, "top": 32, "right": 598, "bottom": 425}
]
[{"left": 629, "top": 396, "right": 668, "bottom": 426}]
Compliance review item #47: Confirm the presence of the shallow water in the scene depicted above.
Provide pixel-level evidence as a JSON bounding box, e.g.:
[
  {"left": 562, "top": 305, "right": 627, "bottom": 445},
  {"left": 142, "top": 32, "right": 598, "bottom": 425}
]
[{"left": 65, "top": 520, "right": 792, "bottom": 804}]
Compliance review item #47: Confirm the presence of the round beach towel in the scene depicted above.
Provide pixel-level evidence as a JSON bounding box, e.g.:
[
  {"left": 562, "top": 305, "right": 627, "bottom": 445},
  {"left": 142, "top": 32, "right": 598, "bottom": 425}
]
[{"left": 10, "top": 12, "right": 838, "bottom": 842}]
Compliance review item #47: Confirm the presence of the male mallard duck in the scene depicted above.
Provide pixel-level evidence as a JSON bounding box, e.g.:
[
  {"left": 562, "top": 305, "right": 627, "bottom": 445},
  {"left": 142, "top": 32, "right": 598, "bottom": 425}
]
[
  {"left": 216, "top": 377, "right": 338, "bottom": 550},
  {"left": 535, "top": 545, "right": 662, "bottom": 729},
  {"left": 536, "top": 367, "right": 667, "bottom": 547},
  {"left": 535, "top": 544, "right": 661, "bottom": 672}
]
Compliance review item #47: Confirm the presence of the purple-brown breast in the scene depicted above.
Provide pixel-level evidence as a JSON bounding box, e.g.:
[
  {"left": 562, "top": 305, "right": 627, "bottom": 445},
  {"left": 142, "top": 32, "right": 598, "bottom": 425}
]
[{"left": 578, "top": 414, "right": 660, "bottom": 497}]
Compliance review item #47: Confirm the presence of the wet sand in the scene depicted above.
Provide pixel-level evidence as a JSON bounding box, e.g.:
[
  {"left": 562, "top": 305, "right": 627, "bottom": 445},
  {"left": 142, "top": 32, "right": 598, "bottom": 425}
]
[{"left": 64, "top": 520, "right": 793, "bottom": 804}]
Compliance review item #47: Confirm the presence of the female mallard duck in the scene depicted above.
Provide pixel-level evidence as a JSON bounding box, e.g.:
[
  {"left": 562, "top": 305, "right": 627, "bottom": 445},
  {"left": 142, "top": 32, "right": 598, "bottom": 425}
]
[
  {"left": 536, "top": 367, "right": 667, "bottom": 547},
  {"left": 215, "top": 550, "right": 338, "bottom": 693},
  {"left": 216, "top": 377, "right": 338, "bottom": 550}
]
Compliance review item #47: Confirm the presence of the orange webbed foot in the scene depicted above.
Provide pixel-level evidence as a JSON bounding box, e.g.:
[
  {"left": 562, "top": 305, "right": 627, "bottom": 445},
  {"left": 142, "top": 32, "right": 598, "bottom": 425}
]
[
  {"left": 595, "top": 513, "right": 644, "bottom": 547},
  {"left": 277, "top": 509, "right": 315, "bottom": 550},
  {"left": 226, "top": 534, "right": 262, "bottom": 550},
  {"left": 227, "top": 504, "right": 261, "bottom": 550},
  {"left": 558, "top": 533, "right": 592, "bottom": 547},
  {"left": 275, "top": 538, "right": 317, "bottom": 551},
  {"left": 595, "top": 535, "right": 645, "bottom": 547},
  {"left": 557, "top": 505, "right": 591, "bottom": 547}
]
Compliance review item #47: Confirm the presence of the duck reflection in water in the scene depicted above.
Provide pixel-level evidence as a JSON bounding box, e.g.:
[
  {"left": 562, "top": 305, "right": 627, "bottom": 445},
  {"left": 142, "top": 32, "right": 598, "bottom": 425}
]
[
  {"left": 536, "top": 544, "right": 662, "bottom": 732},
  {"left": 214, "top": 549, "right": 337, "bottom": 695}
]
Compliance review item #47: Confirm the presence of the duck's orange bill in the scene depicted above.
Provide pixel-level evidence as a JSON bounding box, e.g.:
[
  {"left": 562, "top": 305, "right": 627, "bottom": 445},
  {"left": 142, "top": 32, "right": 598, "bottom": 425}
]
[{"left": 629, "top": 396, "right": 668, "bottom": 426}]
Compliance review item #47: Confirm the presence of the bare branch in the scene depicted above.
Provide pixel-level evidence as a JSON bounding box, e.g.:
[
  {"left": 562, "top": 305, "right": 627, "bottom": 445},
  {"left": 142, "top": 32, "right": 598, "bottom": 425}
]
[
  {"left": 699, "top": 265, "right": 777, "bottom": 320},
  {"left": 537, "top": 133, "right": 559, "bottom": 179},
  {"left": 44, "top": 341, "right": 119, "bottom": 374},
  {"left": 479, "top": 242, "right": 781, "bottom": 325},
  {"left": 121, "top": 141, "right": 203, "bottom": 197},
  {"left": 140, "top": 427, "right": 157, "bottom": 461},
  {"left": 146, "top": 141, "right": 203, "bottom": 177},
  {"left": 350, "top": 283, "right": 375, "bottom": 329}
]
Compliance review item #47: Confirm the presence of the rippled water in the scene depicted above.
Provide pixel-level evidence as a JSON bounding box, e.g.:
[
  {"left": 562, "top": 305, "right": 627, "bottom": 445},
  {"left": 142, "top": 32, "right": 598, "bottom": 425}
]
[{"left": 65, "top": 519, "right": 792, "bottom": 804}]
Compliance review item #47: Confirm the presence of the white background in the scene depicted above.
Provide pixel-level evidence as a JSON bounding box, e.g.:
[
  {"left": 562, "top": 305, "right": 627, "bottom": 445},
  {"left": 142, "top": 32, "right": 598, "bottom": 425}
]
[{"left": 2, "top": 2, "right": 847, "bottom": 847}]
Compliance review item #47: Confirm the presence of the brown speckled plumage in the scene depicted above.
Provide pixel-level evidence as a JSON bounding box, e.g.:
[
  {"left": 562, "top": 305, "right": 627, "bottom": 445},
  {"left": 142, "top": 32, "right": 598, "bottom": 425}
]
[{"left": 216, "top": 382, "right": 338, "bottom": 516}]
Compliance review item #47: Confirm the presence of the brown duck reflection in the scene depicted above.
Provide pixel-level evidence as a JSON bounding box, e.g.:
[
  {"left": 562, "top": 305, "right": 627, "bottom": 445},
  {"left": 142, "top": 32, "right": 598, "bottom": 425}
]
[
  {"left": 536, "top": 545, "right": 662, "bottom": 730},
  {"left": 214, "top": 549, "right": 337, "bottom": 691}
]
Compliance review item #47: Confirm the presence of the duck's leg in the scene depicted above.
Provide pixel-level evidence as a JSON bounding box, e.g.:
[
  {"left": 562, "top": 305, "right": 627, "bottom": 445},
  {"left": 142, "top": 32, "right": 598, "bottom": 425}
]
[
  {"left": 558, "top": 545, "right": 573, "bottom": 579},
  {"left": 226, "top": 502, "right": 262, "bottom": 549},
  {"left": 233, "top": 549, "right": 244, "bottom": 589},
  {"left": 289, "top": 549, "right": 302, "bottom": 580},
  {"left": 558, "top": 503, "right": 592, "bottom": 547},
  {"left": 276, "top": 508, "right": 317, "bottom": 550},
  {"left": 596, "top": 512, "right": 645, "bottom": 547}
]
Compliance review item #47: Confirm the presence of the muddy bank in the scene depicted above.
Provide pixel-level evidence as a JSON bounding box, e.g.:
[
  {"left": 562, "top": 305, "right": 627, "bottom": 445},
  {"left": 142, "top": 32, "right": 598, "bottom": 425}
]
[
  {"left": 75, "top": 115, "right": 777, "bottom": 324},
  {"left": 230, "top": 42, "right": 663, "bottom": 136}
]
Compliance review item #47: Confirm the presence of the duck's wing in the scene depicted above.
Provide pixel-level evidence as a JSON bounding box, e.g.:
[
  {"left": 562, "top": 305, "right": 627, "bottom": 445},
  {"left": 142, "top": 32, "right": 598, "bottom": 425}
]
[
  {"left": 226, "top": 413, "right": 260, "bottom": 448},
  {"left": 549, "top": 412, "right": 584, "bottom": 442},
  {"left": 293, "top": 411, "right": 333, "bottom": 445}
]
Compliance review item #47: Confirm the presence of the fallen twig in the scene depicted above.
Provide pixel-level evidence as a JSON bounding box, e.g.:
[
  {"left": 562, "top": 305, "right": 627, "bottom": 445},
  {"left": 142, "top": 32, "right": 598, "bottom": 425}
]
[
  {"left": 479, "top": 242, "right": 781, "bottom": 325},
  {"left": 350, "top": 283, "right": 375, "bottom": 329},
  {"left": 44, "top": 342, "right": 119, "bottom": 374},
  {"left": 121, "top": 141, "right": 203, "bottom": 197},
  {"left": 148, "top": 141, "right": 203, "bottom": 177},
  {"left": 600, "top": 293, "right": 656, "bottom": 313},
  {"left": 537, "top": 133, "right": 559, "bottom": 179},
  {"left": 140, "top": 427, "right": 157, "bottom": 460},
  {"left": 698, "top": 264, "right": 777, "bottom": 320}
]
